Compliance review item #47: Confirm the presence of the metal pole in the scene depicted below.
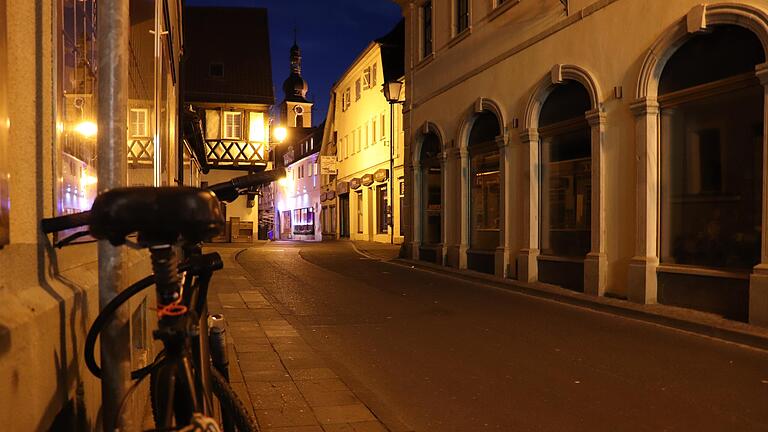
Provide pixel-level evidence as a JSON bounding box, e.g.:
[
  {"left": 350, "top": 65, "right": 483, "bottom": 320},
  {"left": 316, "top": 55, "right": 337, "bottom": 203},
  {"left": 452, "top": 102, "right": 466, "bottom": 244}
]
[
  {"left": 389, "top": 102, "right": 395, "bottom": 245},
  {"left": 97, "top": 0, "right": 131, "bottom": 430}
]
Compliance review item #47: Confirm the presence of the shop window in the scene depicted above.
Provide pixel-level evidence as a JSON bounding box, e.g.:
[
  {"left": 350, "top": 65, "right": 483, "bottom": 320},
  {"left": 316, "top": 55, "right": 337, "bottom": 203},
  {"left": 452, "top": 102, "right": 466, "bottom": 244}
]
[
  {"left": 0, "top": 0, "right": 8, "bottom": 247},
  {"left": 421, "top": 132, "right": 442, "bottom": 245},
  {"left": 377, "top": 185, "right": 388, "bottom": 234},
  {"left": 658, "top": 26, "right": 764, "bottom": 271},
  {"left": 292, "top": 207, "right": 315, "bottom": 235},
  {"left": 59, "top": 0, "right": 99, "bottom": 213},
  {"left": 399, "top": 180, "right": 405, "bottom": 237},
  {"left": 469, "top": 111, "right": 501, "bottom": 251},
  {"left": 357, "top": 191, "right": 363, "bottom": 233},
  {"left": 539, "top": 81, "right": 592, "bottom": 258}
]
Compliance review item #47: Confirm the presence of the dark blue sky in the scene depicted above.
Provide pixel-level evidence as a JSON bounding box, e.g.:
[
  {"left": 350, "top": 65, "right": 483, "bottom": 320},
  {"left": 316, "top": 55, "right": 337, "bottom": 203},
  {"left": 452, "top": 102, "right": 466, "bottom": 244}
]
[{"left": 185, "top": 0, "right": 403, "bottom": 125}]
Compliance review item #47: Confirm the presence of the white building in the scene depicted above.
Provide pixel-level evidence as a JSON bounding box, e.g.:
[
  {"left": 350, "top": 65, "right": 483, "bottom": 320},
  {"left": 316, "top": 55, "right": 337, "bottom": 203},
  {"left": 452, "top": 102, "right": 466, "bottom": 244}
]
[
  {"left": 320, "top": 21, "right": 406, "bottom": 244},
  {"left": 395, "top": 0, "right": 768, "bottom": 326}
]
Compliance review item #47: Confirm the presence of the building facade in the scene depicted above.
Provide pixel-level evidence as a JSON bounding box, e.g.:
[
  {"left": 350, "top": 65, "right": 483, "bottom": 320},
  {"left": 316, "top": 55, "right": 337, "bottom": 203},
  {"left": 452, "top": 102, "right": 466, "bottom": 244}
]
[
  {"left": 320, "top": 22, "right": 406, "bottom": 244},
  {"left": 274, "top": 127, "right": 324, "bottom": 241},
  {"left": 396, "top": 0, "right": 768, "bottom": 325},
  {"left": 0, "top": 0, "right": 191, "bottom": 429},
  {"left": 184, "top": 6, "right": 274, "bottom": 230}
]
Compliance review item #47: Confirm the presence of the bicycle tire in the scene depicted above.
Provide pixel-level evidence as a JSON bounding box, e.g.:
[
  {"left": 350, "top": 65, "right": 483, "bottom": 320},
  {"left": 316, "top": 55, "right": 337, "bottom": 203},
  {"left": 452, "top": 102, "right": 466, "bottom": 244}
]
[{"left": 210, "top": 367, "right": 260, "bottom": 432}]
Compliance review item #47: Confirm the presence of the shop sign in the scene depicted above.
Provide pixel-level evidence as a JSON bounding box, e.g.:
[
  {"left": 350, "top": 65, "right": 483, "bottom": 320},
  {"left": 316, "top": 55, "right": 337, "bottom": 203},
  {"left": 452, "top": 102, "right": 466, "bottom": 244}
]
[
  {"left": 336, "top": 181, "right": 349, "bottom": 195},
  {"left": 350, "top": 177, "right": 362, "bottom": 190},
  {"left": 374, "top": 169, "right": 389, "bottom": 183},
  {"left": 361, "top": 174, "right": 374, "bottom": 186},
  {"left": 320, "top": 192, "right": 327, "bottom": 201},
  {"left": 326, "top": 191, "right": 336, "bottom": 200},
  {"left": 320, "top": 155, "right": 337, "bottom": 174}
]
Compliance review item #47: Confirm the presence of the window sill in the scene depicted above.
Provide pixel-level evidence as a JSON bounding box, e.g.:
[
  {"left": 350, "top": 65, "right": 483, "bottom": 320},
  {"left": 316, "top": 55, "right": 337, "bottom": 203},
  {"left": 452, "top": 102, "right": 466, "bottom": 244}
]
[
  {"left": 657, "top": 264, "right": 750, "bottom": 280},
  {"left": 488, "top": 0, "right": 521, "bottom": 22},
  {"left": 537, "top": 254, "right": 585, "bottom": 264},
  {"left": 447, "top": 26, "right": 472, "bottom": 50},
  {"left": 414, "top": 52, "right": 435, "bottom": 72}
]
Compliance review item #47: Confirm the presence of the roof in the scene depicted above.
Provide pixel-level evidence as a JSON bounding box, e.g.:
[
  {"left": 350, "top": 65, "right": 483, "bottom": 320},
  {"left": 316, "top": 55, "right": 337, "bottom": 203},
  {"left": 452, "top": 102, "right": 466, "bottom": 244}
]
[
  {"left": 183, "top": 7, "right": 274, "bottom": 105},
  {"left": 375, "top": 19, "right": 405, "bottom": 83}
]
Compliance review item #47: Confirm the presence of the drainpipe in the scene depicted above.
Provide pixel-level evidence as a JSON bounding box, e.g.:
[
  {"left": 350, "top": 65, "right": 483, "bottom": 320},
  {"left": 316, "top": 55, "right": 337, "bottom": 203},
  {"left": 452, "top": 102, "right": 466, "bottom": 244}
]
[{"left": 96, "top": 0, "right": 131, "bottom": 430}]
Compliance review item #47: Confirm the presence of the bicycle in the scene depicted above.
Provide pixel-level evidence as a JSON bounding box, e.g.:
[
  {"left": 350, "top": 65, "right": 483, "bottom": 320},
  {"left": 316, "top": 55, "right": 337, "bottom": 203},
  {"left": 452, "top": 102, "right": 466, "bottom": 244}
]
[{"left": 41, "top": 167, "right": 284, "bottom": 432}]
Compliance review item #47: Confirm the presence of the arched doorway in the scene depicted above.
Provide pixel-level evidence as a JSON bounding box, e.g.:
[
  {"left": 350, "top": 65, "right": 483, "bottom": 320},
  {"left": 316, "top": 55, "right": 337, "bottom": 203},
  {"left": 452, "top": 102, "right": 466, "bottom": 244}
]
[
  {"left": 419, "top": 131, "right": 443, "bottom": 263},
  {"left": 656, "top": 25, "right": 765, "bottom": 320},
  {"left": 538, "top": 81, "right": 592, "bottom": 292},
  {"left": 467, "top": 110, "right": 502, "bottom": 274}
]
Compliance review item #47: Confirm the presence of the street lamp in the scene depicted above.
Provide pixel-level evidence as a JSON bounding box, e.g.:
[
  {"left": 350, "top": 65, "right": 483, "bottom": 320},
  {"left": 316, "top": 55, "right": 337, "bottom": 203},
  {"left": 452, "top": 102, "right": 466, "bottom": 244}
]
[{"left": 383, "top": 79, "right": 403, "bottom": 245}]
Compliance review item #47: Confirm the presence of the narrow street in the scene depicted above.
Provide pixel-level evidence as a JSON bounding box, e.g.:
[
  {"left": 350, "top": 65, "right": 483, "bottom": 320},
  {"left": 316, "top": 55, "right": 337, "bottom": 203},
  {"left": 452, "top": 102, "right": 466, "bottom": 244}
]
[{"left": 234, "top": 241, "right": 768, "bottom": 432}]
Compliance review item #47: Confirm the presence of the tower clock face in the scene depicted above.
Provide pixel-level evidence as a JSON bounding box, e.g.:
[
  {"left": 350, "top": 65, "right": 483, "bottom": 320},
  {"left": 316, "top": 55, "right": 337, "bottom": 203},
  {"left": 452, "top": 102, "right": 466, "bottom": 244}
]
[{"left": 294, "top": 105, "right": 304, "bottom": 114}]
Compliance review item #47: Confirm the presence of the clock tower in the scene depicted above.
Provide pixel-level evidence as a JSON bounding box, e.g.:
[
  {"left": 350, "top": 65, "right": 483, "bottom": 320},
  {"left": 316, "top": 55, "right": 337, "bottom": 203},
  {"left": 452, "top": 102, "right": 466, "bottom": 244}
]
[{"left": 280, "top": 39, "right": 312, "bottom": 127}]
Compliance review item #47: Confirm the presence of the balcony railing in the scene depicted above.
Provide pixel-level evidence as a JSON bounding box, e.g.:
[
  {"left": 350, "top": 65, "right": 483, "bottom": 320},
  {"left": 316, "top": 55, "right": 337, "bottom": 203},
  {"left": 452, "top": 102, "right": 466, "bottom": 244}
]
[
  {"left": 128, "top": 138, "right": 154, "bottom": 166},
  {"left": 205, "top": 139, "right": 267, "bottom": 168}
]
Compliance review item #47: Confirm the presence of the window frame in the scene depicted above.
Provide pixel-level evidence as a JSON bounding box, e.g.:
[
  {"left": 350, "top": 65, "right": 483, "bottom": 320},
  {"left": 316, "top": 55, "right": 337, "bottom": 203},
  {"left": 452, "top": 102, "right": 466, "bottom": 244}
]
[
  {"left": 421, "top": 1, "right": 433, "bottom": 59},
  {"left": 129, "top": 108, "right": 149, "bottom": 137},
  {"left": 454, "top": 0, "right": 470, "bottom": 36},
  {"left": 222, "top": 111, "right": 243, "bottom": 140}
]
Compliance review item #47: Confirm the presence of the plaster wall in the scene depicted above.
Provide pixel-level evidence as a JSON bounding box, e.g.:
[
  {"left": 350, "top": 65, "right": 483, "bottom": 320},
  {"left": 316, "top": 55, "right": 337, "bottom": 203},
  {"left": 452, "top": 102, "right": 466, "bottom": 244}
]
[
  {"left": 203, "top": 169, "right": 259, "bottom": 223},
  {"left": 401, "top": 0, "right": 768, "bottom": 298}
]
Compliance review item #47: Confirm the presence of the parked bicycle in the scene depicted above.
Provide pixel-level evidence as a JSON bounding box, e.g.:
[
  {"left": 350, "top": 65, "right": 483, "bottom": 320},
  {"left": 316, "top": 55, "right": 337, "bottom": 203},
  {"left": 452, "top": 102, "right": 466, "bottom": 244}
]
[{"left": 41, "top": 168, "right": 284, "bottom": 432}]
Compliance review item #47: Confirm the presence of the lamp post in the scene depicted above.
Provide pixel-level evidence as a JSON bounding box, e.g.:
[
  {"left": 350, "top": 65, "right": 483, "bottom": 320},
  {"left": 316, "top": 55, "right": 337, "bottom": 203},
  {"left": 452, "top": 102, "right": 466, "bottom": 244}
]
[{"left": 383, "top": 79, "right": 403, "bottom": 245}]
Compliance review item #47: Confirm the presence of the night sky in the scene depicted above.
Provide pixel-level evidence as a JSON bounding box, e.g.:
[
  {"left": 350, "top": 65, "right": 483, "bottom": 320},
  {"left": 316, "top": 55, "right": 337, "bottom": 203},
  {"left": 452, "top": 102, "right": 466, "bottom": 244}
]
[{"left": 185, "top": 0, "right": 403, "bottom": 125}]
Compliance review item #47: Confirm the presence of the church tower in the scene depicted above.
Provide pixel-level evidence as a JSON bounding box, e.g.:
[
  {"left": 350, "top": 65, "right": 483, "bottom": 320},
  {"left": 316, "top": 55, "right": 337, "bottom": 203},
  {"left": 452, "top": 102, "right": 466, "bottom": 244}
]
[{"left": 280, "top": 38, "right": 312, "bottom": 128}]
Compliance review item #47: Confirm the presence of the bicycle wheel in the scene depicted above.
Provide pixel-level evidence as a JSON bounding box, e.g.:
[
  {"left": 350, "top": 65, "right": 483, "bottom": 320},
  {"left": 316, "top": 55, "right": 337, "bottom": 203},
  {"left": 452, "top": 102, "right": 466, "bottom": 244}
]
[{"left": 210, "top": 367, "right": 260, "bottom": 432}]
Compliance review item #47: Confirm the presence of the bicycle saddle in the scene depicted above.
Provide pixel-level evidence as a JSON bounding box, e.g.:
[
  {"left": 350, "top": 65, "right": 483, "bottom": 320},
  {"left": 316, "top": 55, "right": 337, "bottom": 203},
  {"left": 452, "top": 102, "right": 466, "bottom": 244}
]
[{"left": 89, "top": 187, "right": 224, "bottom": 246}]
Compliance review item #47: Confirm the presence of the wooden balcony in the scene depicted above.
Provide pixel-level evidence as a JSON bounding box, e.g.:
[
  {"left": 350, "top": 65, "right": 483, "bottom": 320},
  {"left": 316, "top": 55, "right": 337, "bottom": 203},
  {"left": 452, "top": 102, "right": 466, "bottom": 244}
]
[{"left": 205, "top": 139, "right": 267, "bottom": 170}]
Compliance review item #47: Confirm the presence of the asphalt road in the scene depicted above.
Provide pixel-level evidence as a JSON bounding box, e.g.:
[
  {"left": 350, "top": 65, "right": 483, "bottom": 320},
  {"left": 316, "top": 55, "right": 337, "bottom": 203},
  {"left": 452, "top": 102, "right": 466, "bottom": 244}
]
[{"left": 236, "top": 241, "right": 768, "bottom": 432}]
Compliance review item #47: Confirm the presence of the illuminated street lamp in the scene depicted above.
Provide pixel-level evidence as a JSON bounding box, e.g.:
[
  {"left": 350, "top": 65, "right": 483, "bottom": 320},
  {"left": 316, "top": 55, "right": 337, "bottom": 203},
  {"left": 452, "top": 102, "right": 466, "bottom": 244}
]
[
  {"left": 383, "top": 79, "right": 403, "bottom": 245},
  {"left": 273, "top": 125, "right": 287, "bottom": 143}
]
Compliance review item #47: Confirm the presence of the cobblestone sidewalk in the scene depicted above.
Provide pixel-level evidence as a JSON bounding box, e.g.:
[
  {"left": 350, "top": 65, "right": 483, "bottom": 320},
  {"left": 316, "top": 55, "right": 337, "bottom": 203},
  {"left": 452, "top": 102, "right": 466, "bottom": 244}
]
[{"left": 206, "top": 245, "right": 388, "bottom": 432}]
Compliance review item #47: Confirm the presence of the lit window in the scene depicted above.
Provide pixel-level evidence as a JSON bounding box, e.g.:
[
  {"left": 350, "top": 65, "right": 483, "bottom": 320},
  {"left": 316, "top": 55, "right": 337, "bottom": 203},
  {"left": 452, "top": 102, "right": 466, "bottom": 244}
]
[
  {"left": 248, "top": 111, "right": 265, "bottom": 142},
  {"left": 355, "top": 79, "right": 361, "bottom": 101},
  {"left": 129, "top": 108, "right": 148, "bottom": 137},
  {"left": 223, "top": 111, "right": 242, "bottom": 139}
]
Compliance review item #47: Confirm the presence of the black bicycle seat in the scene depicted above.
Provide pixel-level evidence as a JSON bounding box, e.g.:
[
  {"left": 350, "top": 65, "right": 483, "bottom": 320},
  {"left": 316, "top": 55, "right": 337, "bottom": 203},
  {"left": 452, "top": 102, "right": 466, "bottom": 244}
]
[{"left": 89, "top": 187, "right": 224, "bottom": 246}]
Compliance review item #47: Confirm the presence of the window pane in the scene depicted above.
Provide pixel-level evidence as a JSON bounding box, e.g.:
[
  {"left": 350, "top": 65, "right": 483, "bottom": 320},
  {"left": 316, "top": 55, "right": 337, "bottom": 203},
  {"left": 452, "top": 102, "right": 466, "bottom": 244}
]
[
  {"left": 470, "top": 151, "right": 500, "bottom": 250},
  {"left": 540, "top": 126, "right": 591, "bottom": 258},
  {"left": 59, "top": 0, "right": 99, "bottom": 214},
  {"left": 660, "top": 84, "right": 763, "bottom": 270},
  {"left": 249, "top": 111, "right": 265, "bottom": 142},
  {"left": 378, "top": 185, "right": 388, "bottom": 234}
]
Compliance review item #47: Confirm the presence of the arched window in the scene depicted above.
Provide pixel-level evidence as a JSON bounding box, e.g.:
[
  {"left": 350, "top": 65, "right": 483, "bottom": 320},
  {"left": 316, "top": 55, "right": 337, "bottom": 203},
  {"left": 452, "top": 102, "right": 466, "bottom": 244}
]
[
  {"left": 659, "top": 25, "right": 765, "bottom": 272},
  {"left": 468, "top": 110, "right": 501, "bottom": 274},
  {"left": 538, "top": 80, "right": 592, "bottom": 291},
  {"left": 421, "top": 132, "right": 442, "bottom": 246}
]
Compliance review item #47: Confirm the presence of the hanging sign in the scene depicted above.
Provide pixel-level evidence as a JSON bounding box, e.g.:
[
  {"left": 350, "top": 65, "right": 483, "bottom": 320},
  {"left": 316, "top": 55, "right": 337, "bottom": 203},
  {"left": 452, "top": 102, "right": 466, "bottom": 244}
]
[
  {"left": 361, "top": 174, "right": 374, "bottom": 186},
  {"left": 320, "top": 155, "right": 337, "bottom": 174},
  {"left": 374, "top": 169, "right": 389, "bottom": 183},
  {"left": 350, "top": 177, "right": 362, "bottom": 190},
  {"left": 336, "top": 181, "right": 349, "bottom": 195}
]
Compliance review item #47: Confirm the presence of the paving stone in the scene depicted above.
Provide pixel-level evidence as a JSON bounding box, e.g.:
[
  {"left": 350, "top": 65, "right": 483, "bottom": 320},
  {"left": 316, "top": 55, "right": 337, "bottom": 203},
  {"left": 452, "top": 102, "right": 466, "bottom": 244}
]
[
  {"left": 301, "top": 390, "right": 359, "bottom": 407},
  {"left": 255, "top": 406, "right": 318, "bottom": 429},
  {"left": 291, "top": 368, "right": 338, "bottom": 381},
  {"left": 296, "top": 379, "right": 350, "bottom": 394},
  {"left": 237, "top": 350, "right": 281, "bottom": 363},
  {"left": 243, "top": 368, "right": 292, "bottom": 382},
  {"left": 235, "top": 343, "right": 275, "bottom": 353},
  {"left": 313, "top": 404, "right": 376, "bottom": 425},
  {"left": 237, "top": 359, "right": 286, "bottom": 372},
  {"left": 263, "top": 425, "right": 324, "bottom": 432},
  {"left": 265, "top": 329, "right": 300, "bottom": 337},
  {"left": 322, "top": 422, "right": 386, "bottom": 432}
]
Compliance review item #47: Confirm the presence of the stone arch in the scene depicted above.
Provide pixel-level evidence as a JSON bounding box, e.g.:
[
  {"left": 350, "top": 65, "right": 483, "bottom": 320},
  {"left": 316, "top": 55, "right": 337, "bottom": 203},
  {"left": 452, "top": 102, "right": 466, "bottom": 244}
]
[
  {"left": 523, "top": 64, "right": 603, "bottom": 129},
  {"left": 412, "top": 120, "right": 446, "bottom": 166},
  {"left": 636, "top": 3, "right": 768, "bottom": 100},
  {"left": 517, "top": 64, "right": 607, "bottom": 295},
  {"left": 628, "top": 3, "right": 768, "bottom": 327},
  {"left": 457, "top": 97, "right": 507, "bottom": 150}
]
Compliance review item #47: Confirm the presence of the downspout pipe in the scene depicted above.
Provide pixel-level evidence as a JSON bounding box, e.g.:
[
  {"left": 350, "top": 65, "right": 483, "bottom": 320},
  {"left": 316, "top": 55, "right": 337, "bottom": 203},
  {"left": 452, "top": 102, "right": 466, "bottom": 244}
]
[{"left": 96, "top": 0, "right": 132, "bottom": 430}]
